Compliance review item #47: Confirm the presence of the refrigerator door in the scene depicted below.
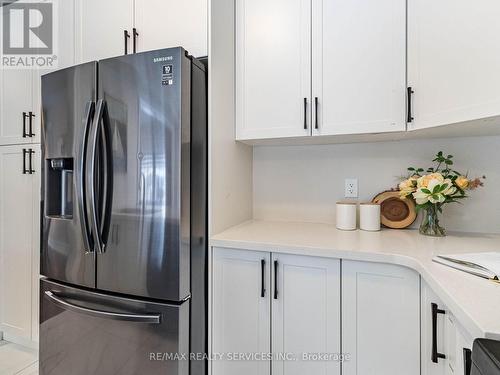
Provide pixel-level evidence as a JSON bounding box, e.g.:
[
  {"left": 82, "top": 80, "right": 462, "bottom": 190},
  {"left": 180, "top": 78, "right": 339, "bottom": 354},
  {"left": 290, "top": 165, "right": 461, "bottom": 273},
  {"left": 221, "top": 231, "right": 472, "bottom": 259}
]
[
  {"left": 41, "top": 62, "right": 97, "bottom": 288},
  {"left": 40, "top": 278, "right": 189, "bottom": 375},
  {"left": 96, "top": 48, "right": 191, "bottom": 301}
]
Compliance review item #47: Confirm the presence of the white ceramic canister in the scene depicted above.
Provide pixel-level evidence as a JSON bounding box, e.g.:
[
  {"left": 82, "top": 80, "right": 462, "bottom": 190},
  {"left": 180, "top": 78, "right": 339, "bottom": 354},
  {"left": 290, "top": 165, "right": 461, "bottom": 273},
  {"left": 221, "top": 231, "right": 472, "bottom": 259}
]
[
  {"left": 336, "top": 201, "right": 357, "bottom": 231},
  {"left": 359, "top": 202, "right": 381, "bottom": 231}
]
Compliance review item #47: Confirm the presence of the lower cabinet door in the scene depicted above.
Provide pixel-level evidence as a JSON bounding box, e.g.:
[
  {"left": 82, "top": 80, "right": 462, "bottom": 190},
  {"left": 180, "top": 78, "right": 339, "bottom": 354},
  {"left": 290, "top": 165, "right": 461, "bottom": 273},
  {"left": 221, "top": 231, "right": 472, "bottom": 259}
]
[
  {"left": 212, "top": 247, "right": 271, "bottom": 375},
  {"left": 0, "top": 145, "right": 38, "bottom": 341},
  {"left": 342, "top": 260, "right": 420, "bottom": 375},
  {"left": 421, "top": 280, "right": 448, "bottom": 375},
  {"left": 272, "top": 253, "right": 341, "bottom": 375}
]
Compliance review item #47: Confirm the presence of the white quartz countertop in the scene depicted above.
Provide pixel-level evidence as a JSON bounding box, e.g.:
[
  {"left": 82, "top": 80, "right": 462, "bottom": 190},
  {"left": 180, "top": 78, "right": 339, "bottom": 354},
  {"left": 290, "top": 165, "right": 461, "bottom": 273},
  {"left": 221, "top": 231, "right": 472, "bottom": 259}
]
[{"left": 210, "top": 220, "right": 500, "bottom": 340}]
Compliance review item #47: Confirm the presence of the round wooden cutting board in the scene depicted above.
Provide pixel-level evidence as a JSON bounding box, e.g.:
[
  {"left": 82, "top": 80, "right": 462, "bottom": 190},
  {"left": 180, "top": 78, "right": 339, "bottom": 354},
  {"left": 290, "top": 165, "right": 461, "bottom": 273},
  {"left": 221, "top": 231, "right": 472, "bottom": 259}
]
[{"left": 372, "top": 190, "right": 417, "bottom": 229}]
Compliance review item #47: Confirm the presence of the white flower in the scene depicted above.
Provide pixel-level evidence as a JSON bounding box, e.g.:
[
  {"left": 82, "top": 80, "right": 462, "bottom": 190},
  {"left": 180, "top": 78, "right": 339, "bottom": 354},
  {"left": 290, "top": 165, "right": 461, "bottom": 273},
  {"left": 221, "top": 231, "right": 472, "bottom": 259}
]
[{"left": 412, "top": 178, "right": 457, "bottom": 205}]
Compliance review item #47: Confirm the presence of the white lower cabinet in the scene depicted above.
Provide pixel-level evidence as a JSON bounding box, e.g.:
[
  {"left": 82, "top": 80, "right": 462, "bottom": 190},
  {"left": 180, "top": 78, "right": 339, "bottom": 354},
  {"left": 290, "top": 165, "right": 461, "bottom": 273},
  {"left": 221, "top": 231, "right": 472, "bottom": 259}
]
[
  {"left": 212, "top": 248, "right": 424, "bottom": 375},
  {"left": 212, "top": 248, "right": 271, "bottom": 375},
  {"left": 272, "top": 253, "right": 341, "bottom": 375},
  {"left": 421, "top": 281, "right": 474, "bottom": 375},
  {"left": 0, "top": 145, "right": 40, "bottom": 345},
  {"left": 342, "top": 260, "right": 420, "bottom": 375}
]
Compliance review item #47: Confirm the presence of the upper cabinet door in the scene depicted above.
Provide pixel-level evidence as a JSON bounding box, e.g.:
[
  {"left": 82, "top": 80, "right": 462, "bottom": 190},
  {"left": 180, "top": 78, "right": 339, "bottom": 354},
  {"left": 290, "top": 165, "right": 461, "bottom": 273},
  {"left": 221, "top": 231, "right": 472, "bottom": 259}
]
[
  {"left": 408, "top": 0, "right": 500, "bottom": 130},
  {"left": 312, "top": 0, "right": 406, "bottom": 136},
  {"left": 235, "top": 0, "right": 311, "bottom": 141},
  {"left": 0, "top": 70, "right": 34, "bottom": 146},
  {"left": 134, "top": 0, "right": 207, "bottom": 57},
  {"left": 342, "top": 261, "right": 420, "bottom": 375},
  {"left": 272, "top": 253, "right": 341, "bottom": 375},
  {"left": 75, "top": 0, "right": 133, "bottom": 63},
  {"left": 212, "top": 248, "right": 271, "bottom": 375}
]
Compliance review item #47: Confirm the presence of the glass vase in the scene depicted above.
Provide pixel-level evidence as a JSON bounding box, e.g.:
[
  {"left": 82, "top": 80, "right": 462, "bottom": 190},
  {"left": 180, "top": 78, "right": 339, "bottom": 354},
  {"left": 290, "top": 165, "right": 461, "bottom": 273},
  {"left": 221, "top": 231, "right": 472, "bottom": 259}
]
[{"left": 419, "top": 205, "right": 446, "bottom": 237}]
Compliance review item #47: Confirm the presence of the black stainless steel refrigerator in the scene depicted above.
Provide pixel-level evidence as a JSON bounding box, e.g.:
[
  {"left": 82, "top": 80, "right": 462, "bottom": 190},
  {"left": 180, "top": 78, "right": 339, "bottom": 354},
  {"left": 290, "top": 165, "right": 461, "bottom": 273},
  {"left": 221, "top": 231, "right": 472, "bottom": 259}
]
[{"left": 39, "top": 47, "right": 207, "bottom": 375}]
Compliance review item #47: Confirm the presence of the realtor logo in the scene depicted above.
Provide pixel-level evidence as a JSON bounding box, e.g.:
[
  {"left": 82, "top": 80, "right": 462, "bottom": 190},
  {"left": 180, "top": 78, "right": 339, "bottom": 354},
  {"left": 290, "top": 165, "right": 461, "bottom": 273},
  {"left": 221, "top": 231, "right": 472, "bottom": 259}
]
[{"left": 1, "top": 0, "right": 58, "bottom": 68}]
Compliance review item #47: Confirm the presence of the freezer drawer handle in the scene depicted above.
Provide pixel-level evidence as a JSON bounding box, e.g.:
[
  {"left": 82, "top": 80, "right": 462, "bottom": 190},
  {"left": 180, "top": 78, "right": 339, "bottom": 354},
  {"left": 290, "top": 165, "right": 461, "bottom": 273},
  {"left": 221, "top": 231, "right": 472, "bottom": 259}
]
[
  {"left": 431, "top": 302, "right": 446, "bottom": 363},
  {"left": 44, "top": 291, "right": 161, "bottom": 324},
  {"left": 274, "top": 260, "right": 278, "bottom": 299}
]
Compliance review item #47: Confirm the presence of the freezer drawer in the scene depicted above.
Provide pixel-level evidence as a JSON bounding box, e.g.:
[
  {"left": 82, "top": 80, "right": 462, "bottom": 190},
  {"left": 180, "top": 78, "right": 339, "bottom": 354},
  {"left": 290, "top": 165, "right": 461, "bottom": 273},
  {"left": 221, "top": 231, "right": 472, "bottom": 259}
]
[{"left": 40, "top": 279, "right": 189, "bottom": 375}]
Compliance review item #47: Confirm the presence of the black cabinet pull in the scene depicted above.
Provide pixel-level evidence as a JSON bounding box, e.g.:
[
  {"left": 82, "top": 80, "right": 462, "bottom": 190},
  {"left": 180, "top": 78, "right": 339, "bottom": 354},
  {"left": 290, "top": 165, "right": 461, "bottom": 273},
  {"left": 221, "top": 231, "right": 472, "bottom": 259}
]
[
  {"left": 303, "top": 98, "right": 308, "bottom": 130},
  {"left": 22, "top": 148, "right": 27, "bottom": 174},
  {"left": 28, "top": 111, "right": 35, "bottom": 137},
  {"left": 133, "top": 28, "right": 139, "bottom": 53},
  {"left": 124, "top": 30, "right": 130, "bottom": 55},
  {"left": 22, "top": 112, "right": 28, "bottom": 137},
  {"left": 273, "top": 260, "right": 278, "bottom": 299},
  {"left": 314, "top": 97, "right": 319, "bottom": 129},
  {"left": 407, "top": 87, "right": 414, "bottom": 123},
  {"left": 463, "top": 348, "right": 472, "bottom": 375},
  {"left": 28, "top": 149, "right": 34, "bottom": 174},
  {"left": 431, "top": 303, "right": 446, "bottom": 363},
  {"left": 261, "top": 259, "right": 266, "bottom": 298}
]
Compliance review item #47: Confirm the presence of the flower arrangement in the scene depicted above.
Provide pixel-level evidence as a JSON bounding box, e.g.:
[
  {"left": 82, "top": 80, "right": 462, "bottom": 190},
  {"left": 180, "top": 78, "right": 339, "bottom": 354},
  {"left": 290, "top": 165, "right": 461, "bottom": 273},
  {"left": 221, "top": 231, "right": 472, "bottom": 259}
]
[{"left": 399, "top": 151, "right": 485, "bottom": 237}]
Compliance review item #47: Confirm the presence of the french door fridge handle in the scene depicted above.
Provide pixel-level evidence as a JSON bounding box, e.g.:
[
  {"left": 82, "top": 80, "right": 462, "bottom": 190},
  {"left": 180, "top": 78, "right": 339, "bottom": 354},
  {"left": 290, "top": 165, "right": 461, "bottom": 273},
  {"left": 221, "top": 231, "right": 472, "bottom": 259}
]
[
  {"left": 79, "top": 101, "right": 95, "bottom": 254},
  {"left": 88, "top": 99, "right": 106, "bottom": 254},
  {"left": 44, "top": 291, "right": 161, "bottom": 324}
]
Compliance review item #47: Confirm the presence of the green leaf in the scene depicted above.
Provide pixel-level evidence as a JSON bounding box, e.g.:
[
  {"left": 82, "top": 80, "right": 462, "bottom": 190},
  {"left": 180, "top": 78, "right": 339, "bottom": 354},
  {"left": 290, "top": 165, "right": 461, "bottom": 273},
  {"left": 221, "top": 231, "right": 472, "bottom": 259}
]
[
  {"left": 433, "top": 184, "right": 441, "bottom": 194},
  {"left": 437, "top": 151, "right": 443, "bottom": 157},
  {"left": 445, "top": 160, "right": 453, "bottom": 165},
  {"left": 439, "top": 183, "right": 449, "bottom": 192},
  {"left": 422, "top": 188, "right": 432, "bottom": 194},
  {"left": 408, "top": 167, "right": 415, "bottom": 171}
]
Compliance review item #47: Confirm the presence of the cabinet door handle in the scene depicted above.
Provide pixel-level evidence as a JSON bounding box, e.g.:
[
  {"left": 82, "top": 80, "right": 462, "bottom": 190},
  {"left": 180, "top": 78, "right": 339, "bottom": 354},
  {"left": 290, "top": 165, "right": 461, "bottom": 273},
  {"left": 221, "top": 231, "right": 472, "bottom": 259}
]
[
  {"left": 124, "top": 30, "right": 130, "bottom": 55},
  {"left": 28, "top": 149, "right": 34, "bottom": 174},
  {"left": 407, "top": 87, "right": 414, "bottom": 123},
  {"left": 133, "top": 28, "right": 139, "bottom": 53},
  {"left": 261, "top": 259, "right": 266, "bottom": 298},
  {"left": 431, "top": 303, "right": 446, "bottom": 363},
  {"left": 28, "top": 111, "right": 35, "bottom": 137},
  {"left": 314, "top": 97, "right": 319, "bottom": 130},
  {"left": 303, "top": 98, "right": 308, "bottom": 130},
  {"left": 463, "top": 348, "right": 472, "bottom": 375},
  {"left": 273, "top": 260, "right": 278, "bottom": 299},
  {"left": 22, "top": 112, "right": 28, "bottom": 138},
  {"left": 22, "top": 148, "right": 27, "bottom": 174}
]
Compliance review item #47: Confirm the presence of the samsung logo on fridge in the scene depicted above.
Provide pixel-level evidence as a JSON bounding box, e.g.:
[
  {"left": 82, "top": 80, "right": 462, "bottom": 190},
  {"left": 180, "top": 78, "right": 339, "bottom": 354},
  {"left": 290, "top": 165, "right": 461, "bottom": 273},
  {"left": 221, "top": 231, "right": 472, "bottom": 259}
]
[{"left": 153, "top": 56, "right": 173, "bottom": 63}]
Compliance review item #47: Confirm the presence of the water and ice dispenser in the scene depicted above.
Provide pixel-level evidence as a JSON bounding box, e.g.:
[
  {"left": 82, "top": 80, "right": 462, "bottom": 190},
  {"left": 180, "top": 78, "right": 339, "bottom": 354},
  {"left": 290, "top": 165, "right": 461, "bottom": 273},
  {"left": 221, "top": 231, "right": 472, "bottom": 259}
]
[{"left": 45, "top": 158, "right": 74, "bottom": 219}]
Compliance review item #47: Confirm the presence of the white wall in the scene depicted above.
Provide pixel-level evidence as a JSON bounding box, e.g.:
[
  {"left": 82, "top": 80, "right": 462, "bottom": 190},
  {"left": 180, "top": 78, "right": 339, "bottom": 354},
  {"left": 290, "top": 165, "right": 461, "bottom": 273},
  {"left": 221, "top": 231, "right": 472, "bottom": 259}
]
[
  {"left": 253, "top": 136, "right": 500, "bottom": 234},
  {"left": 209, "top": 0, "right": 253, "bottom": 236}
]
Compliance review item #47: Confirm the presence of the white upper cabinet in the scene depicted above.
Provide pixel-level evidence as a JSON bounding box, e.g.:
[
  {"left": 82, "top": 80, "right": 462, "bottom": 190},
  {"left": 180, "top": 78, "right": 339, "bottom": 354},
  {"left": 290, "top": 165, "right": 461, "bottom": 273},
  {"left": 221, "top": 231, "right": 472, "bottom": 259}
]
[
  {"left": 342, "top": 261, "right": 420, "bottom": 375},
  {"left": 312, "top": 0, "right": 406, "bottom": 136},
  {"left": 75, "top": 0, "right": 134, "bottom": 63},
  {"left": 235, "top": 0, "right": 311, "bottom": 140},
  {"left": 134, "top": 0, "right": 207, "bottom": 57},
  {"left": 0, "top": 70, "right": 34, "bottom": 146},
  {"left": 212, "top": 248, "right": 271, "bottom": 375},
  {"left": 272, "top": 253, "right": 340, "bottom": 375},
  {"left": 408, "top": 0, "right": 500, "bottom": 130}
]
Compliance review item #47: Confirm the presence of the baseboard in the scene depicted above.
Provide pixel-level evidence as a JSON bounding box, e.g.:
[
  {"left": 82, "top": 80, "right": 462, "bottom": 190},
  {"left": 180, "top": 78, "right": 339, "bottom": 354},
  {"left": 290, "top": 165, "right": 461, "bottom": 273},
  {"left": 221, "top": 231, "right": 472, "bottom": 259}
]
[{"left": 2, "top": 332, "right": 38, "bottom": 350}]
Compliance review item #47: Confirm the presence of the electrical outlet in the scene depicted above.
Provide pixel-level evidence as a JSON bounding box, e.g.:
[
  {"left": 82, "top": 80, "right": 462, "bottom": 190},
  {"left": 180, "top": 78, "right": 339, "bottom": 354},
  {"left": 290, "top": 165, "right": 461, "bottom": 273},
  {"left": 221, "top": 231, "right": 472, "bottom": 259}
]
[{"left": 345, "top": 178, "right": 358, "bottom": 198}]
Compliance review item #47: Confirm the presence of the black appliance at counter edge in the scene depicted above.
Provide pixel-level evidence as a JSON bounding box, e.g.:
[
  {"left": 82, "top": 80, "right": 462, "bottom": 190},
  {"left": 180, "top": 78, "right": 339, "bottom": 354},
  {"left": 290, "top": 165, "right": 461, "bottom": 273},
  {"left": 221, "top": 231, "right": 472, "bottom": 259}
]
[{"left": 40, "top": 47, "right": 207, "bottom": 375}]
